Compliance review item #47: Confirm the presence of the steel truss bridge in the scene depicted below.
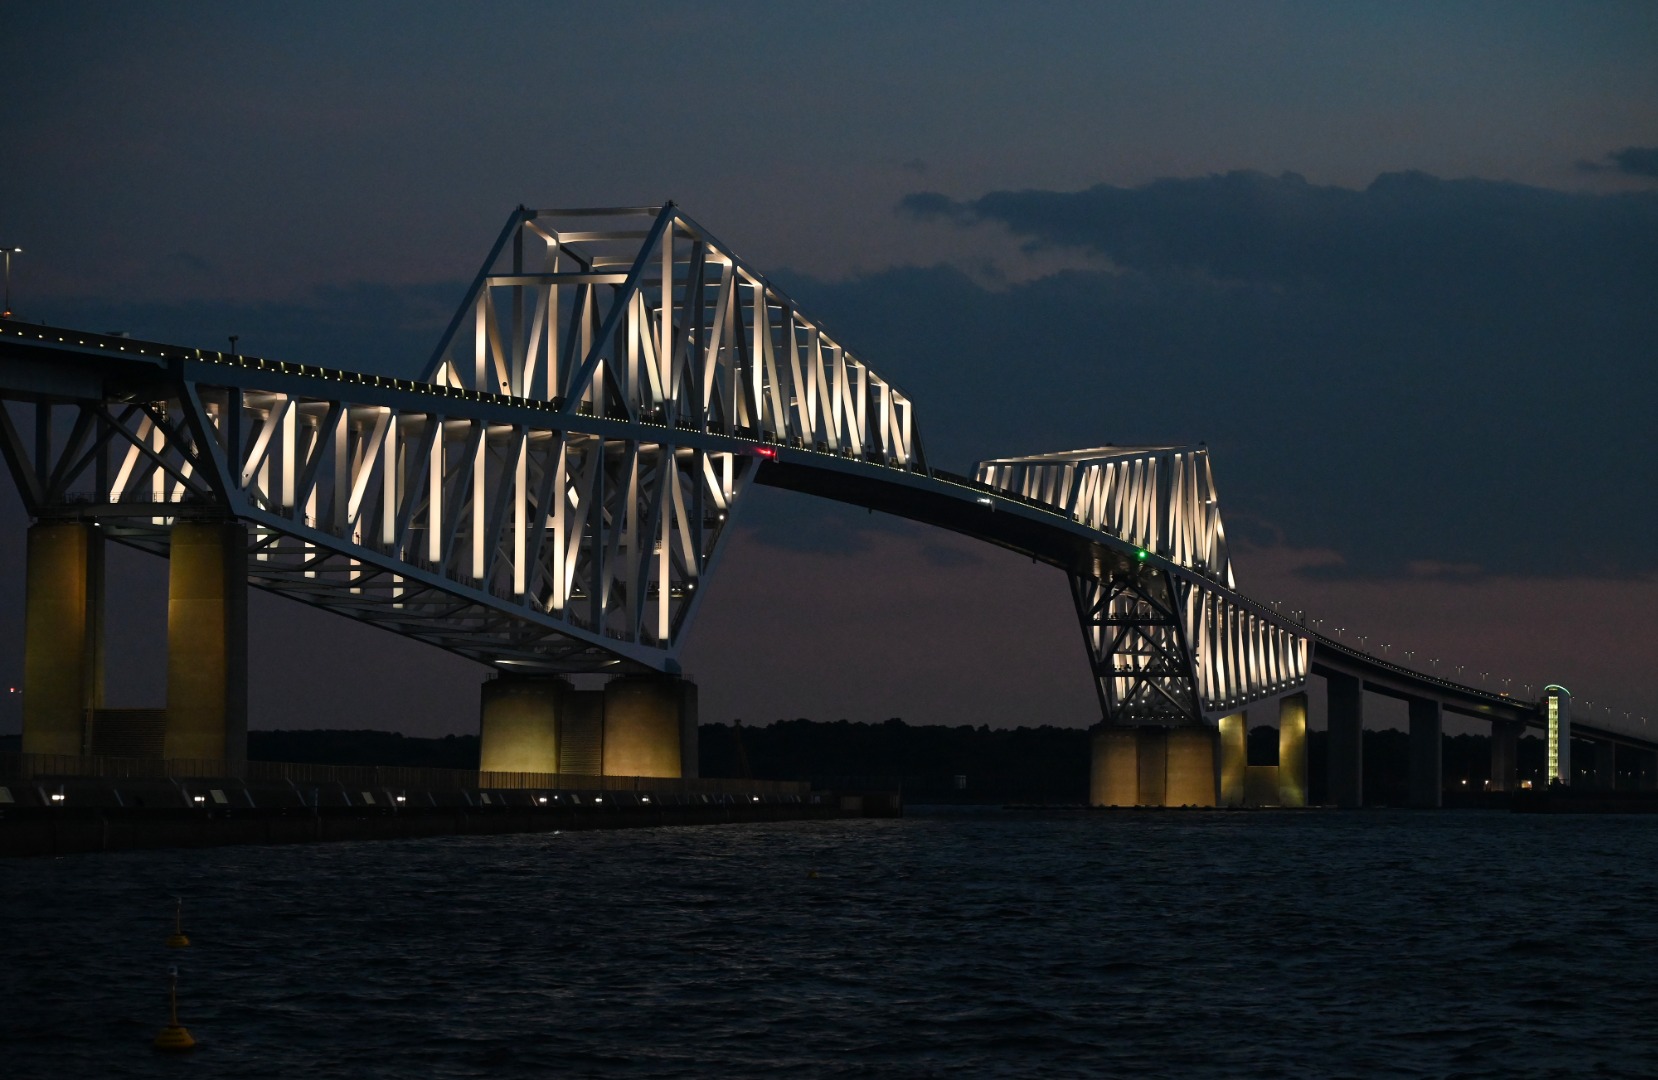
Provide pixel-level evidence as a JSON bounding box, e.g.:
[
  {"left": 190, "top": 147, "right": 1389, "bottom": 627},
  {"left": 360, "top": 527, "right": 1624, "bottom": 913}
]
[{"left": 0, "top": 204, "right": 1648, "bottom": 759}]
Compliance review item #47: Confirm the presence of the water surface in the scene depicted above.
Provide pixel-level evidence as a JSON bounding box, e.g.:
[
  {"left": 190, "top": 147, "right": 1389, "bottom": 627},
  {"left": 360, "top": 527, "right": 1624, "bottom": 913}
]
[{"left": 3, "top": 808, "right": 1655, "bottom": 1078}]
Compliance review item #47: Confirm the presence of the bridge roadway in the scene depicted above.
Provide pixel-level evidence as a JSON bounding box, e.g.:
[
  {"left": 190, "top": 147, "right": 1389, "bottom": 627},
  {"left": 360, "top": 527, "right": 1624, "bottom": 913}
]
[
  {"left": 0, "top": 316, "right": 1549, "bottom": 725},
  {"left": 761, "top": 448, "right": 1635, "bottom": 736}
]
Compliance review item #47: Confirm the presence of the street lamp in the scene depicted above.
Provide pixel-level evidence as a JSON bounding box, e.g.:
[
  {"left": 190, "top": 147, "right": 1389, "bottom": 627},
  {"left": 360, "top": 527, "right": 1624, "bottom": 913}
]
[{"left": 1, "top": 246, "right": 20, "bottom": 317}]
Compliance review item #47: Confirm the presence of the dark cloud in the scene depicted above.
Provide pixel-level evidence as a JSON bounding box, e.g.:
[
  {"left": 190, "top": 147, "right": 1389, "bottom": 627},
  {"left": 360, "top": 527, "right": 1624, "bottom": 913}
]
[
  {"left": 786, "top": 171, "right": 1657, "bottom": 580},
  {"left": 1577, "top": 146, "right": 1658, "bottom": 178},
  {"left": 17, "top": 170, "right": 1652, "bottom": 587},
  {"left": 900, "top": 170, "right": 1658, "bottom": 293}
]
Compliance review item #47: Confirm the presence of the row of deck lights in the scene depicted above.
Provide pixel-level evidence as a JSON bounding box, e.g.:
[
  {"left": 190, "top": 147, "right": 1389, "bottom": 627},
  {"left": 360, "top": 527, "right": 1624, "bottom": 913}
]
[
  {"left": 6, "top": 328, "right": 919, "bottom": 473},
  {"left": 1273, "top": 602, "right": 1649, "bottom": 730}
]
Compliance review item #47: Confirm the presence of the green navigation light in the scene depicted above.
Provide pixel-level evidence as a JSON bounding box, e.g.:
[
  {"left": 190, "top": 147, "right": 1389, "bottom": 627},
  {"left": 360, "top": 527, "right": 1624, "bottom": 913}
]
[{"left": 1136, "top": 549, "right": 1149, "bottom": 561}]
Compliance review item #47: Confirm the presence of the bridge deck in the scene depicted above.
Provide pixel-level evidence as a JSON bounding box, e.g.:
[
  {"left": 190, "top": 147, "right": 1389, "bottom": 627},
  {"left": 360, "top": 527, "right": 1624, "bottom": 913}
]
[{"left": 2, "top": 316, "right": 1647, "bottom": 749}]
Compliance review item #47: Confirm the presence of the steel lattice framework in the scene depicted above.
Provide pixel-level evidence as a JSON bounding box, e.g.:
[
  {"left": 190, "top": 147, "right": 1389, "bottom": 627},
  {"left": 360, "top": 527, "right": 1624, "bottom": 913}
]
[
  {"left": 0, "top": 203, "right": 1318, "bottom": 725},
  {"left": 0, "top": 205, "right": 924, "bottom": 675},
  {"left": 978, "top": 447, "right": 1308, "bottom": 725}
]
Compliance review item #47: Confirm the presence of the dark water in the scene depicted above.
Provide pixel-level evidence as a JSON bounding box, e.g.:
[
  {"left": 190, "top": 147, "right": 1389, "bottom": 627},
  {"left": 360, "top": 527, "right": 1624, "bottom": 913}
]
[{"left": 4, "top": 809, "right": 1657, "bottom": 1079}]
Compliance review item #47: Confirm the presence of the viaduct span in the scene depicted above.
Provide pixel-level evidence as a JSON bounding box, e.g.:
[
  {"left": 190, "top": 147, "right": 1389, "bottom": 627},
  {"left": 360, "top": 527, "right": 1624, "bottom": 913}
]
[{"left": 0, "top": 205, "right": 1645, "bottom": 806}]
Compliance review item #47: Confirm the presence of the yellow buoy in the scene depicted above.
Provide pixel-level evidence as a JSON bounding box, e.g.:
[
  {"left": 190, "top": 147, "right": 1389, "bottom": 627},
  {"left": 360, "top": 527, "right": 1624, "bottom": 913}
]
[
  {"left": 166, "top": 896, "right": 190, "bottom": 948},
  {"left": 153, "top": 967, "right": 196, "bottom": 1052}
]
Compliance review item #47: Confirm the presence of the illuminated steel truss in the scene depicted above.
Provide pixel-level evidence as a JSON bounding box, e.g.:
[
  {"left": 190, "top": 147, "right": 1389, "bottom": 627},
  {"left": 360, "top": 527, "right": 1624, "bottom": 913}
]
[
  {"left": 0, "top": 205, "right": 1313, "bottom": 719},
  {"left": 0, "top": 205, "right": 925, "bottom": 674},
  {"left": 978, "top": 447, "right": 1308, "bottom": 724},
  {"left": 422, "top": 205, "right": 921, "bottom": 466}
]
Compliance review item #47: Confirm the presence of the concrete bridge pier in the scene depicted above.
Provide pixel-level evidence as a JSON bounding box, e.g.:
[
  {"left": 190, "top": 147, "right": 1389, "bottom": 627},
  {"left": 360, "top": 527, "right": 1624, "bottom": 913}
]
[
  {"left": 1091, "top": 727, "right": 1138, "bottom": 806},
  {"left": 1089, "top": 724, "right": 1216, "bottom": 807},
  {"left": 1217, "top": 712, "right": 1246, "bottom": 807},
  {"left": 164, "top": 521, "right": 248, "bottom": 767},
  {"left": 1278, "top": 693, "right": 1309, "bottom": 807},
  {"left": 1408, "top": 698, "right": 1443, "bottom": 808},
  {"left": 478, "top": 673, "right": 699, "bottom": 779},
  {"left": 1489, "top": 720, "right": 1520, "bottom": 792},
  {"left": 1326, "top": 673, "right": 1364, "bottom": 808},
  {"left": 602, "top": 674, "right": 698, "bottom": 779},
  {"left": 22, "top": 519, "right": 248, "bottom": 769},
  {"left": 1587, "top": 740, "right": 1618, "bottom": 790},
  {"left": 479, "top": 675, "right": 569, "bottom": 774},
  {"left": 21, "top": 521, "right": 106, "bottom": 756}
]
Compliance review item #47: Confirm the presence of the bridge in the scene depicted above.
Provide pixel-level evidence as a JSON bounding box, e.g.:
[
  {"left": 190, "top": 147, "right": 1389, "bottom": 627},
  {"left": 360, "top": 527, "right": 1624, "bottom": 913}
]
[{"left": 1, "top": 204, "right": 1648, "bottom": 807}]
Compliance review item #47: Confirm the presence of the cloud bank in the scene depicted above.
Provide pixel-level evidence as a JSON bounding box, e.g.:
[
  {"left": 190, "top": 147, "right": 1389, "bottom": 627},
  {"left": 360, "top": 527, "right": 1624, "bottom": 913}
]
[{"left": 756, "top": 169, "right": 1655, "bottom": 580}]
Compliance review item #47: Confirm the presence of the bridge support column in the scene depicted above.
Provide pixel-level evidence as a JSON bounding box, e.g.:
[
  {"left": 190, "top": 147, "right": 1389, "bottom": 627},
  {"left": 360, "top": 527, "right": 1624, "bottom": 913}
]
[
  {"left": 21, "top": 521, "right": 105, "bottom": 756},
  {"left": 164, "top": 521, "right": 247, "bottom": 769},
  {"left": 1135, "top": 726, "right": 1167, "bottom": 807},
  {"left": 1165, "top": 727, "right": 1216, "bottom": 806},
  {"left": 1490, "top": 720, "right": 1520, "bottom": 792},
  {"left": 1088, "top": 725, "right": 1214, "bottom": 807},
  {"left": 557, "top": 690, "right": 605, "bottom": 776},
  {"left": 1588, "top": 740, "right": 1617, "bottom": 791},
  {"left": 1326, "top": 673, "right": 1364, "bottom": 808},
  {"left": 602, "top": 674, "right": 697, "bottom": 779},
  {"left": 1218, "top": 712, "right": 1247, "bottom": 808},
  {"left": 1408, "top": 698, "right": 1443, "bottom": 808},
  {"left": 479, "top": 676, "right": 569, "bottom": 775},
  {"left": 1278, "top": 693, "right": 1308, "bottom": 808},
  {"left": 1090, "top": 727, "right": 1139, "bottom": 806}
]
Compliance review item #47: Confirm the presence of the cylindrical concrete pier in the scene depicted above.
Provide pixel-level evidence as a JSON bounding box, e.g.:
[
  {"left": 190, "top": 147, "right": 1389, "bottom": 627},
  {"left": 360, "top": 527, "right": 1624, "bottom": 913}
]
[
  {"left": 478, "top": 676, "right": 569, "bottom": 774},
  {"left": 164, "top": 521, "right": 248, "bottom": 767},
  {"left": 557, "top": 689, "right": 605, "bottom": 776},
  {"left": 1165, "top": 727, "right": 1217, "bottom": 807},
  {"left": 1217, "top": 712, "right": 1247, "bottom": 808},
  {"left": 1278, "top": 693, "right": 1309, "bottom": 807},
  {"left": 602, "top": 675, "right": 693, "bottom": 778},
  {"left": 21, "top": 521, "right": 105, "bottom": 756},
  {"left": 1089, "top": 726, "right": 1139, "bottom": 806},
  {"left": 1135, "top": 725, "right": 1168, "bottom": 807}
]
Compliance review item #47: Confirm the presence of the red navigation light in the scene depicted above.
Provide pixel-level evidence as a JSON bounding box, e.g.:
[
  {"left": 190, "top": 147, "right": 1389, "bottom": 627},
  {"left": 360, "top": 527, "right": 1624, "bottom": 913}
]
[{"left": 751, "top": 445, "right": 778, "bottom": 459}]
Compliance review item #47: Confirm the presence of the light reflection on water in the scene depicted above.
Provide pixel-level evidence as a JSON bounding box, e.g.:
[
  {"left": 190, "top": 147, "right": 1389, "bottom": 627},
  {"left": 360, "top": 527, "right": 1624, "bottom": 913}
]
[{"left": 3, "top": 808, "right": 1657, "bottom": 1079}]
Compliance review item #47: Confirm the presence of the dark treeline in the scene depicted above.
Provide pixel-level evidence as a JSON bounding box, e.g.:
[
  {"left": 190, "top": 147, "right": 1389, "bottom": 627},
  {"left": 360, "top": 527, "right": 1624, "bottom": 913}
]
[
  {"left": 702, "top": 719, "right": 1090, "bottom": 803},
  {"left": 248, "top": 729, "right": 480, "bottom": 769},
  {"left": 152, "top": 723, "right": 1563, "bottom": 805}
]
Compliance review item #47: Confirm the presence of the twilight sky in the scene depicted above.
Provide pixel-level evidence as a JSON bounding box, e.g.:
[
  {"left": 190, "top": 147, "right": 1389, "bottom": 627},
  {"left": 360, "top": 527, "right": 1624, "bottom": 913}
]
[{"left": 1, "top": 1, "right": 1654, "bottom": 737}]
